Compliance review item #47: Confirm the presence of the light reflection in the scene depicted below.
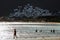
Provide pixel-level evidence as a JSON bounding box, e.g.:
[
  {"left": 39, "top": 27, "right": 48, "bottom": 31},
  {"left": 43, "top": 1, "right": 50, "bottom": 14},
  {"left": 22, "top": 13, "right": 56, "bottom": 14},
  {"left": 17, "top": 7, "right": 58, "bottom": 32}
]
[{"left": 0, "top": 22, "right": 60, "bottom": 40}]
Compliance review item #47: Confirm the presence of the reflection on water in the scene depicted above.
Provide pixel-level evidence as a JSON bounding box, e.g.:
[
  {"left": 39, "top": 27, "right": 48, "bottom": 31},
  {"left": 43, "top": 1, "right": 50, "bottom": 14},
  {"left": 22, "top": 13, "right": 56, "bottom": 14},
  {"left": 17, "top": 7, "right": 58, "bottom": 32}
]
[{"left": 0, "top": 24, "right": 60, "bottom": 40}]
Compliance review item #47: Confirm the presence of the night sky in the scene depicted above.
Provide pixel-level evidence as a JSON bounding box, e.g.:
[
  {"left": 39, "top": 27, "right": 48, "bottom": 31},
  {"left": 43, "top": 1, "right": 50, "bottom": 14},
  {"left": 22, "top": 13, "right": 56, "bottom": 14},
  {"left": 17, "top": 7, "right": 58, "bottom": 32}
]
[{"left": 0, "top": 0, "right": 60, "bottom": 16}]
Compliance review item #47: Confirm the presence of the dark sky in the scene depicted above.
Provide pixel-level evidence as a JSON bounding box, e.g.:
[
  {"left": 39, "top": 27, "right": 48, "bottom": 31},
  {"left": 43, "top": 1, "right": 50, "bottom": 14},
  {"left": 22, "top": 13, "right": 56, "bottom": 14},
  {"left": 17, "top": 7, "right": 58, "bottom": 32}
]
[{"left": 0, "top": 0, "right": 60, "bottom": 16}]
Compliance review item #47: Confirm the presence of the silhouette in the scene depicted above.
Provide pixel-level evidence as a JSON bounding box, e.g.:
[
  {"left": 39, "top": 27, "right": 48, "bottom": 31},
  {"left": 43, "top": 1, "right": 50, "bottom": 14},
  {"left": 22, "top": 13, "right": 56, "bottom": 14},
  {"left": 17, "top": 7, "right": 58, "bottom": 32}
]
[
  {"left": 53, "top": 30, "right": 55, "bottom": 33},
  {"left": 51, "top": 29, "right": 55, "bottom": 33},
  {"left": 51, "top": 30, "right": 52, "bottom": 32},
  {"left": 35, "top": 29, "right": 38, "bottom": 32},
  {"left": 13, "top": 29, "right": 17, "bottom": 39}
]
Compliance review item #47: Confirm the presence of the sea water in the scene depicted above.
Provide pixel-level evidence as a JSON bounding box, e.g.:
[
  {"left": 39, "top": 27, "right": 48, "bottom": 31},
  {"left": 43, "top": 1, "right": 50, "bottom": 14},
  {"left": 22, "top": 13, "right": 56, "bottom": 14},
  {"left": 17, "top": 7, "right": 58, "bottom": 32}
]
[{"left": 0, "top": 23, "right": 60, "bottom": 40}]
